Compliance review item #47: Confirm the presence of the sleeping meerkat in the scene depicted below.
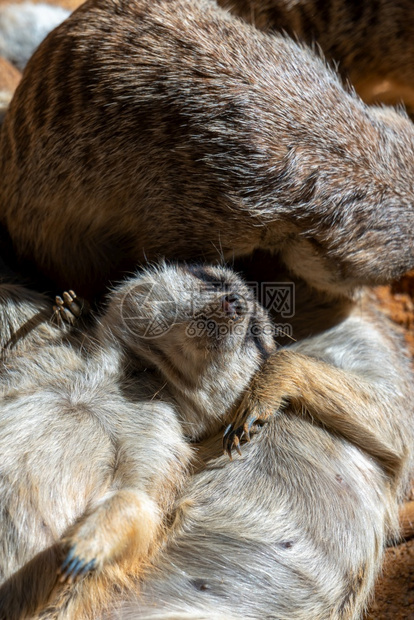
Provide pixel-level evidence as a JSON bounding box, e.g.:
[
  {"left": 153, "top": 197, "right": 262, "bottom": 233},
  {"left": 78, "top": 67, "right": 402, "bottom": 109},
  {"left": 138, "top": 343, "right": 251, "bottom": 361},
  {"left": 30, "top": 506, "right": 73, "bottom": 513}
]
[
  {"left": 0, "top": 261, "right": 275, "bottom": 619},
  {"left": 0, "top": 259, "right": 413, "bottom": 619},
  {"left": 1, "top": 0, "right": 414, "bottom": 299},
  {"left": 115, "top": 281, "right": 414, "bottom": 620}
]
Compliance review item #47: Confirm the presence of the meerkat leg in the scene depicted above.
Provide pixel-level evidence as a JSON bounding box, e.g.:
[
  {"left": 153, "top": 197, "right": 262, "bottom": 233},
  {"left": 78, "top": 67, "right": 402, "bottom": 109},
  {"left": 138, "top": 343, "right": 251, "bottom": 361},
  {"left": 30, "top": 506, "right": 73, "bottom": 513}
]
[
  {"left": 59, "top": 489, "right": 160, "bottom": 582},
  {"left": 224, "top": 350, "right": 406, "bottom": 478},
  {"left": 53, "top": 290, "right": 88, "bottom": 325}
]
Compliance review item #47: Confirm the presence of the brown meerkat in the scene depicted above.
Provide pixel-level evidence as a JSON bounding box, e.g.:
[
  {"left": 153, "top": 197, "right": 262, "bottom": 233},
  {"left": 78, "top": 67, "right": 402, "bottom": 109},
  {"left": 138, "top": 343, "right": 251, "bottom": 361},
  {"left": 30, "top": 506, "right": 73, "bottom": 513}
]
[
  {"left": 0, "top": 261, "right": 275, "bottom": 619},
  {"left": 1, "top": 0, "right": 414, "bottom": 299},
  {"left": 2, "top": 0, "right": 414, "bottom": 111}
]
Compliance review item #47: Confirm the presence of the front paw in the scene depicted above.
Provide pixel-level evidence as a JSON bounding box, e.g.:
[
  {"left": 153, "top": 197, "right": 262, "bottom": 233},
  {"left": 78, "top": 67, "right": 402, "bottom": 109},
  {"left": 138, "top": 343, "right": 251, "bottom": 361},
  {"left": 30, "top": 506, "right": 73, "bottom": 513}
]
[
  {"left": 223, "top": 398, "right": 271, "bottom": 459},
  {"left": 59, "top": 522, "right": 107, "bottom": 583},
  {"left": 59, "top": 545, "right": 97, "bottom": 583}
]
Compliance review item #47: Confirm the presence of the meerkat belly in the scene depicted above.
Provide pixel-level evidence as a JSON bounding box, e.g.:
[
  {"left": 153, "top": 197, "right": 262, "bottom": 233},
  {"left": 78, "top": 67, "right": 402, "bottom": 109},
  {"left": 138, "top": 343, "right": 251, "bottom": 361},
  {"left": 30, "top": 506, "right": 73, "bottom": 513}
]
[
  {"left": 0, "top": 390, "right": 114, "bottom": 582},
  {"left": 129, "top": 414, "right": 390, "bottom": 620}
]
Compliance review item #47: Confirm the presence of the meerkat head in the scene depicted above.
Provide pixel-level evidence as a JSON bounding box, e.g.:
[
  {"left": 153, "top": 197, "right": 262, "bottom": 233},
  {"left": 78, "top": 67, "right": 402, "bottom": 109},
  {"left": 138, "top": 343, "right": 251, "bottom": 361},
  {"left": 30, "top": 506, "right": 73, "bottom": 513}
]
[{"left": 100, "top": 262, "right": 276, "bottom": 426}]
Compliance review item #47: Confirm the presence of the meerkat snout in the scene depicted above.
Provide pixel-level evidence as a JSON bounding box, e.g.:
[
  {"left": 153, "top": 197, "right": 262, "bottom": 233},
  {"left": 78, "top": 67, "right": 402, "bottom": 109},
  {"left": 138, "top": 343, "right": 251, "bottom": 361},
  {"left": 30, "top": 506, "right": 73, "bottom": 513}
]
[{"left": 220, "top": 293, "right": 246, "bottom": 320}]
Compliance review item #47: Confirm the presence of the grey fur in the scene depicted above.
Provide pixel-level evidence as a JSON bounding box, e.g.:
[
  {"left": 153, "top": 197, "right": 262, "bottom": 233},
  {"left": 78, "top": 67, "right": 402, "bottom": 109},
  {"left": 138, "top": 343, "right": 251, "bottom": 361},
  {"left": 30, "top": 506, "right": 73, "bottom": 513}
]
[
  {"left": 115, "top": 289, "right": 414, "bottom": 620},
  {"left": 0, "top": 262, "right": 274, "bottom": 619}
]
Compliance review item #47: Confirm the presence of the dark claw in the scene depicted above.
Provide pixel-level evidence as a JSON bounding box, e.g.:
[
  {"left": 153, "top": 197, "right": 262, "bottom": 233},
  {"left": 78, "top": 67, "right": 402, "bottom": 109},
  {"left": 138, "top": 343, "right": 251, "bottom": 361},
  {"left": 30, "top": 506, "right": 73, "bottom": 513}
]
[
  {"left": 223, "top": 409, "right": 265, "bottom": 458},
  {"left": 223, "top": 424, "right": 234, "bottom": 458},
  {"left": 80, "top": 559, "right": 96, "bottom": 575},
  {"left": 223, "top": 424, "right": 232, "bottom": 441},
  {"left": 244, "top": 414, "right": 260, "bottom": 437},
  {"left": 60, "top": 546, "right": 75, "bottom": 572},
  {"left": 69, "top": 558, "right": 83, "bottom": 578},
  {"left": 233, "top": 435, "right": 242, "bottom": 456},
  {"left": 243, "top": 423, "right": 251, "bottom": 442},
  {"left": 59, "top": 548, "right": 96, "bottom": 582},
  {"left": 60, "top": 556, "right": 81, "bottom": 582},
  {"left": 223, "top": 424, "right": 245, "bottom": 458}
]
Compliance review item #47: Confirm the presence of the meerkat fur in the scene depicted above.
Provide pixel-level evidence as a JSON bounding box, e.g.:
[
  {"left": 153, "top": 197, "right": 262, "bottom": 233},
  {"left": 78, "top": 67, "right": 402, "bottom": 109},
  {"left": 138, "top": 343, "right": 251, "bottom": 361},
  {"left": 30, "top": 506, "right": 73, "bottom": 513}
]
[
  {"left": 1, "top": 0, "right": 414, "bottom": 298},
  {"left": 0, "top": 261, "right": 275, "bottom": 619}
]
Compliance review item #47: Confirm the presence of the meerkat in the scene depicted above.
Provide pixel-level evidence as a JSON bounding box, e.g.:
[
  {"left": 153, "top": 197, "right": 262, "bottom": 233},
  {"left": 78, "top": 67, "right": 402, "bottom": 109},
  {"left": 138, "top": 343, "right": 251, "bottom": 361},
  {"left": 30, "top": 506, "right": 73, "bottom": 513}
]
[
  {"left": 1, "top": 0, "right": 413, "bottom": 115},
  {"left": 1, "top": 0, "right": 414, "bottom": 300},
  {"left": 3, "top": 256, "right": 407, "bottom": 620},
  {"left": 0, "top": 261, "right": 275, "bottom": 620},
  {"left": 218, "top": 0, "right": 414, "bottom": 114},
  {"left": 111, "top": 269, "right": 414, "bottom": 620}
]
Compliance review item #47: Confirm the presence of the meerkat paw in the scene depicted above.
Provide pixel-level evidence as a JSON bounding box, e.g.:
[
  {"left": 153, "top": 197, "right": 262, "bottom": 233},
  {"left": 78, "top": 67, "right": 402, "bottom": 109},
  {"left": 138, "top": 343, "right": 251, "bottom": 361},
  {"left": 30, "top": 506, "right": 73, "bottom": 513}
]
[
  {"left": 59, "top": 521, "right": 125, "bottom": 583},
  {"left": 53, "top": 290, "right": 87, "bottom": 326},
  {"left": 59, "top": 545, "right": 97, "bottom": 583},
  {"left": 59, "top": 490, "right": 160, "bottom": 583},
  {"left": 223, "top": 396, "right": 274, "bottom": 459}
]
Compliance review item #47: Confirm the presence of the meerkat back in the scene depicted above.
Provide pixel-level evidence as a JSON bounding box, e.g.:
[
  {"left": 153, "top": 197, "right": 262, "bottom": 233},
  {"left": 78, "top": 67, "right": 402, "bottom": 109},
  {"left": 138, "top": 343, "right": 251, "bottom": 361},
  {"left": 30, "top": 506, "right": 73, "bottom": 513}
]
[
  {"left": 218, "top": 0, "right": 414, "bottom": 114},
  {"left": 1, "top": 0, "right": 414, "bottom": 298}
]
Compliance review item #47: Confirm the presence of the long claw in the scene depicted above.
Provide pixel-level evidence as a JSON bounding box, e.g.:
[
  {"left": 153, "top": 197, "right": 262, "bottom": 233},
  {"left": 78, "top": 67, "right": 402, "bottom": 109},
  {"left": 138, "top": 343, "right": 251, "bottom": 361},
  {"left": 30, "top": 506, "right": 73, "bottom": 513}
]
[
  {"left": 223, "top": 424, "right": 232, "bottom": 441},
  {"left": 223, "top": 424, "right": 246, "bottom": 458},
  {"left": 223, "top": 424, "right": 233, "bottom": 456},
  {"left": 60, "top": 547, "right": 75, "bottom": 572},
  {"left": 69, "top": 559, "right": 83, "bottom": 580},
  {"left": 80, "top": 559, "right": 96, "bottom": 575},
  {"left": 60, "top": 556, "right": 80, "bottom": 582},
  {"left": 59, "top": 553, "right": 96, "bottom": 583},
  {"left": 233, "top": 435, "right": 242, "bottom": 456}
]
